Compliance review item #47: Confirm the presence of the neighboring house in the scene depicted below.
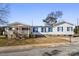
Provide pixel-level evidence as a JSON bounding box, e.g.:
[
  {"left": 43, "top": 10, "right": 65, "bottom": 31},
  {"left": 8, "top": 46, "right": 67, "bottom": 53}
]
[
  {"left": 5, "top": 22, "right": 31, "bottom": 38},
  {"left": 32, "top": 21, "right": 75, "bottom": 36}
]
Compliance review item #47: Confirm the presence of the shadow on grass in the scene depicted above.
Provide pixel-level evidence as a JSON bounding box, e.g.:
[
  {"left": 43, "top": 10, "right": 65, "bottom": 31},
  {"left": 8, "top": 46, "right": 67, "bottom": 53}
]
[
  {"left": 42, "top": 50, "right": 61, "bottom": 56},
  {"left": 69, "top": 52, "right": 79, "bottom": 56}
]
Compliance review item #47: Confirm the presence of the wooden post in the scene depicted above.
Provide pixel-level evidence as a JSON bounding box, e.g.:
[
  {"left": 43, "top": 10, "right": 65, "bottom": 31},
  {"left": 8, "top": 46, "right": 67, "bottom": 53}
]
[
  {"left": 27, "top": 26, "right": 29, "bottom": 38},
  {"left": 69, "top": 35, "right": 72, "bottom": 43}
]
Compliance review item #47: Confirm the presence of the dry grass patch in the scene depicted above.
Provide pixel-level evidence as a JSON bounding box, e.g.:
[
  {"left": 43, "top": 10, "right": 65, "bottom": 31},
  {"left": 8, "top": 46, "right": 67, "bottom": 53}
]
[
  {"left": 29, "top": 37, "right": 69, "bottom": 43},
  {"left": 0, "top": 36, "right": 69, "bottom": 47}
]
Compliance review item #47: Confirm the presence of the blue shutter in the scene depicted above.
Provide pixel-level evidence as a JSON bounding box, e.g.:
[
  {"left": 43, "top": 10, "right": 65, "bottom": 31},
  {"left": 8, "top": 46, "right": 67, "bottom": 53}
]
[
  {"left": 33, "top": 27, "right": 35, "bottom": 32},
  {"left": 57, "top": 27, "right": 59, "bottom": 31},
  {"left": 62, "top": 27, "right": 63, "bottom": 32},
  {"left": 33, "top": 27, "right": 38, "bottom": 32}
]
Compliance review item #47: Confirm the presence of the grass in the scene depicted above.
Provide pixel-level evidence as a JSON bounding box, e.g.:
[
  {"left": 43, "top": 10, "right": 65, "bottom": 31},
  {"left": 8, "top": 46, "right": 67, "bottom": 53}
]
[{"left": 0, "top": 36, "right": 69, "bottom": 47}]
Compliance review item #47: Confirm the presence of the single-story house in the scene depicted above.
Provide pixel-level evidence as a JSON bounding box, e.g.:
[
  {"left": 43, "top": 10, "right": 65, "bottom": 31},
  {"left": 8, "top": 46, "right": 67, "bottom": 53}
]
[
  {"left": 32, "top": 21, "right": 75, "bottom": 36},
  {"left": 4, "top": 22, "right": 31, "bottom": 38},
  {"left": 4, "top": 21, "right": 75, "bottom": 38}
]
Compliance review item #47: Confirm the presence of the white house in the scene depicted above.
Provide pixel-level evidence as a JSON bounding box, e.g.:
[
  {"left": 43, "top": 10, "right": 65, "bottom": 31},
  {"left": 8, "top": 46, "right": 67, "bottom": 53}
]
[
  {"left": 4, "top": 21, "right": 75, "bottom": 38},
  {"left": 32, "top": 21, "right": 75, "bottom": 36}
]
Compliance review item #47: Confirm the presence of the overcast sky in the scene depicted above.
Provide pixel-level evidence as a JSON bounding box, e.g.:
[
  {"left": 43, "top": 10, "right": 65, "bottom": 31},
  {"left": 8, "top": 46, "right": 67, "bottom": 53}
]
[{"left": 8, "top": 3, "right": 79, "bottom": 26}]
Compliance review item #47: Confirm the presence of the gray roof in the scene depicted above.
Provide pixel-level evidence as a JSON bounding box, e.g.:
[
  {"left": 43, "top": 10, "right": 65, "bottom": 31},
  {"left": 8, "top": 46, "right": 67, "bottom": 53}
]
[
  {"left": 33, "top": 21, "right": 74, "bottom": 27},
  {"left": 7, "top": 21, "right": 74, "bottom": 28},
  {"left": 8, "top": 22, "right": 31, "bottom": 27},
  {"left": 32, "top": 25, "right": 52, "bottom": 27},
  {"left": 53, "top": 21, "right": 74, "bottom": 26}
]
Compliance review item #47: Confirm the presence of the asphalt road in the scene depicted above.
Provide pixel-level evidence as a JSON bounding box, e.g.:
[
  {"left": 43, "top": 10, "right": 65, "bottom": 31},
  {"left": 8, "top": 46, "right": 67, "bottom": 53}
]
[{"left": 0, "top": 37, "right": 79, "bottom": 56}]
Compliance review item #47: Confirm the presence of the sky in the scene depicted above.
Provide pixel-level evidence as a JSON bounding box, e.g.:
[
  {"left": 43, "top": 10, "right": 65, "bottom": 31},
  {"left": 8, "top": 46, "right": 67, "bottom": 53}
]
[{"left": 8, "top": 3, "right": 79, "bottom": 26}]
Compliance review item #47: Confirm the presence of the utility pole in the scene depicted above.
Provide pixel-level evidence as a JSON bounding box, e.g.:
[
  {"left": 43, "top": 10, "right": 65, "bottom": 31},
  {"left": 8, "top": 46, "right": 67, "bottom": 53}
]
[
  {"left": 31, "top": 19, "right": 34, "bottom": 37},
  {"left": 69, "top": 19, "right": 79, "bottom": 44},
  {"left": 77, "top": 18, "right": 79, "bottom": 34},
  {"left": 77, "top": 18, "right": 78, "bottom": 29},
  {"left": 32, "top": 19, "right": 33, "bottom": 27},
  {"left": 27, "top": 26, "right": 29, "bottom": 38}
]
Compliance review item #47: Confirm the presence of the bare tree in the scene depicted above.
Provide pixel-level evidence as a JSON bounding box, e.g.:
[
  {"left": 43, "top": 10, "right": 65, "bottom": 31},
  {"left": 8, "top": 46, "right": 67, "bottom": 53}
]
[
  {"left": 0, "top": 3, "right": 9, "bottom": 25},
  {"left": 0, "top": 4, "right": 10, "bottom": 37},
  {"left": 43, "top": 11, "right": 63, "bottom": 26}
]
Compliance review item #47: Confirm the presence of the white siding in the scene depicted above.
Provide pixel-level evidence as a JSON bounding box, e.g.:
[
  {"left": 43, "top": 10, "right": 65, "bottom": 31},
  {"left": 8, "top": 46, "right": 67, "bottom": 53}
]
[{"left": 32, "top": 23, "right": 75, "bottom": 35}]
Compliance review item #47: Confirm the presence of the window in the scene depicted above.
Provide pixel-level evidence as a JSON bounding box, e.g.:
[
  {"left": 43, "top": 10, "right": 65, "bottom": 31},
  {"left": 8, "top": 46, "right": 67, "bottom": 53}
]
[
  {"left": 67, "top": 27, "right": 73, "bottom": 31},
  {"left": 48, "top": 27, "right": 52, "bottom": 32},
  {"left": 41, "top": 27, "right": 46, "bottom": 32},
  {"left": 41, "top": 27, "right": 43, "bottom": 32},
  {"left": 16, "top": 28, "right": 18, "bottom": 30},
  {"left": 9, "top": 27, "right": 12, "bottom": 30},
  {"left": 33, "top": 27, "right": 38, "bottom": 32},
  {"left": 22, "top": 28, "right": 26, "bottom": 30},
  {"left": 71, "top": 27, "right": 73, "bottom": 31},
  {"left": 57, "top": 27, "right": 63, "bottom": 32}
]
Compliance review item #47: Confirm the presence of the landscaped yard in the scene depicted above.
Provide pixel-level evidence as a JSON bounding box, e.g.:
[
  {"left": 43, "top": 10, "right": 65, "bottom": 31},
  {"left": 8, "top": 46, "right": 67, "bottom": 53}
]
[{"left": 0, "top": 36, "right": 70, "bottom": 47}]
